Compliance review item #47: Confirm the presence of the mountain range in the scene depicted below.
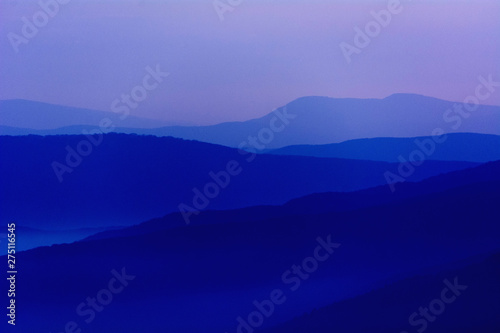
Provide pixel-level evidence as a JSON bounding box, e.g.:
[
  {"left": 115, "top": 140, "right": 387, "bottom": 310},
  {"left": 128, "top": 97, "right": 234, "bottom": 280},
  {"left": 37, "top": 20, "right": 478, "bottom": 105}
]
[
  {"left": 1, "top": 93, "right": 499, "bottom": 332},
  {"left": 2, "top": 94, "right": 499, "bottom": 148},
  {"left": 83, "top": 160, "right": 500, "bottom": 243},
  {"left": 0, "top": 99, "right": 183, "bottom": 130},
  {"left": 267, "top": 133, "right": 500, "bottom": 163},
  {"left": 6, "top": 175, "right": 500, "bottom": 332},
  {"left": 0, "top": 133, "right": 478, "bottom": 231}
]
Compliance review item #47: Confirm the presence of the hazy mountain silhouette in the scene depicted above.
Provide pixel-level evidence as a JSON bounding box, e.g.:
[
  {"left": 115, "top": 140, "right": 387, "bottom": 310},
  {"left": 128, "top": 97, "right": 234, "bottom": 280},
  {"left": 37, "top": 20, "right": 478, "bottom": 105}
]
[
  {"left": 2, "top": 95, "right": 499, "bottom": 148},
  {"left": 0, "top": 134, "right": 477, "bottom": 229},
  {"left": 84, "top": 160, "right": 500, "bottom": 243},
  {"left": 0, "top": 99, "right": 179, "bottom": 130},
  {"left": 5, "top": 180, "right": 499, "bottom": 332},
  {"left": 268, "top": 133, "right": 500, "bottom": 163},
  {"left": 6, "top": 226, "right": 121, "bottom": 252}
]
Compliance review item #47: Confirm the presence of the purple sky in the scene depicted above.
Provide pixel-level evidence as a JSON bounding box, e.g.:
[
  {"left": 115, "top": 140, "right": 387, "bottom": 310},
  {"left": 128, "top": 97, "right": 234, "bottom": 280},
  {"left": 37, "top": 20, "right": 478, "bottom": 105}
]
[{"left": 1, "top": 0, "right": 499, "bottom": 125}]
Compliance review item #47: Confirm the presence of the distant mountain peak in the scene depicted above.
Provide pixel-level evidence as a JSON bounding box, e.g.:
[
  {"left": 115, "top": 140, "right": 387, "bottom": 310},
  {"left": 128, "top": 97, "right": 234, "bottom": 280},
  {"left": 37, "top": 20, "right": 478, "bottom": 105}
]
[
  {"left": 0, "top": 99, "right": 174, "bottom": 129},
  {"left": 383, "top": 93, "right": 443, "bottom": 102}
]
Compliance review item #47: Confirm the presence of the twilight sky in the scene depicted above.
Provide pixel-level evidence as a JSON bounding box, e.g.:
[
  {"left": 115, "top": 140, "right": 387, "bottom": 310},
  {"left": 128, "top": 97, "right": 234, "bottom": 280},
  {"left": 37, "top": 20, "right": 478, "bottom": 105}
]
[{"left": 0, "top": 0, "right": 499, "bottom": 125}]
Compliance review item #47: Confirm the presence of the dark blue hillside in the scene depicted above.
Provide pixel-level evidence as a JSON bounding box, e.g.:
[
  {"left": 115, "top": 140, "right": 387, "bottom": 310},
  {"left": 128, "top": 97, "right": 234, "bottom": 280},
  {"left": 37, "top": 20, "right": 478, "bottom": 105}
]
[
  {"left": 4, "top": 180, "right": 499, "bottom": 332},
  {"left": 84, "top": 160, "right": 500, "bottom": 243},
  {"left": 0, "top": 134, "right": 476, "bottom": 229},
  {"left": 268, "top": 133, "right": 500, "bottom": 163},
  {"left": 261, "top": 251, "right": 500, "bottom": 333}
]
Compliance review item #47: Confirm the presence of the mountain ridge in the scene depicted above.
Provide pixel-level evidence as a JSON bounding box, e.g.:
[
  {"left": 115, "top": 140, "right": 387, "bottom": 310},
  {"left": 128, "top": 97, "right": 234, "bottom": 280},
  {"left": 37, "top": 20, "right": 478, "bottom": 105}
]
[
  {"left": 7, "top": 179, "right": 500, "bottom": 332},
  {"left": 0, "top": 133, "right": 478, "bottom": 229},
  {"left": 0, "top": 99, "right": 182, "bottom": 129},
  {"left": 266, "top": 133, "right": 500, "bottom": 163},
  {"left": 2, "top": 94, "right": 499, "bottom": 148},
  {"left": 82, "top": 160, "right": 500, "bottom": 244}
]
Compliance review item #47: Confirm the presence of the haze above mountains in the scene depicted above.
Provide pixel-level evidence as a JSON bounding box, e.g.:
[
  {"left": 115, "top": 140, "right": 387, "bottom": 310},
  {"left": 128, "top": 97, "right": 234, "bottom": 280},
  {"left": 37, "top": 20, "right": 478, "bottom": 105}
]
[{"left": 2, "top": 94, "right": 499, "bottom": 148}]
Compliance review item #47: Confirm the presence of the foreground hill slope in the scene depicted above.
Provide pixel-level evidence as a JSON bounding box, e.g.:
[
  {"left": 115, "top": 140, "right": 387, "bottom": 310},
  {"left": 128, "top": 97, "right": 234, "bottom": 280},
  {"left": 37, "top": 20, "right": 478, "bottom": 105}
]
[
  {"left": 5, "top": 180, "right": 500, "bottom": 332},
  {"left": 261, "top": 251, "right": 500, "bottom": 333}
]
